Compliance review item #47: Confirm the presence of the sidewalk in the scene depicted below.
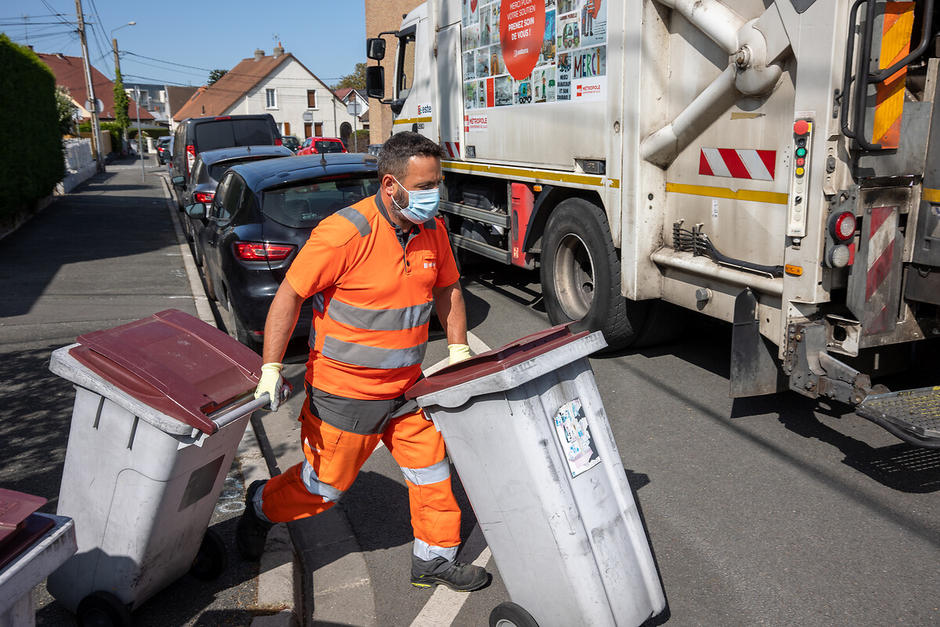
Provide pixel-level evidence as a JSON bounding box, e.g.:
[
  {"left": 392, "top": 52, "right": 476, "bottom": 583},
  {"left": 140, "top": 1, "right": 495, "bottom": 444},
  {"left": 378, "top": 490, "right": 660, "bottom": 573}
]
[{"left": 0, "top": 156, "right": 298, "bottom": 626}]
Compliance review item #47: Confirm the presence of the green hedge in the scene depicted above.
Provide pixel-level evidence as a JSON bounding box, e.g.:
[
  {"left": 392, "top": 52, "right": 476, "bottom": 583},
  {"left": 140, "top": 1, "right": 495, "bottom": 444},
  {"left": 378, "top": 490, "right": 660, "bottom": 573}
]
[
  {"left": 0, "top": 34, "right": 64, "bottom": 220},
  {"left": 78, "top": 121, "right": 122, "bottom": 151}
]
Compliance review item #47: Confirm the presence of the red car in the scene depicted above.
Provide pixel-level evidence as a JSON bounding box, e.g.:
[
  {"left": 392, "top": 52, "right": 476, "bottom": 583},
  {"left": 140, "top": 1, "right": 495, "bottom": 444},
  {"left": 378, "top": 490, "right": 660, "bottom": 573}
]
[{"left": 296, "top": 137, "right": 347, "bottom": 155}]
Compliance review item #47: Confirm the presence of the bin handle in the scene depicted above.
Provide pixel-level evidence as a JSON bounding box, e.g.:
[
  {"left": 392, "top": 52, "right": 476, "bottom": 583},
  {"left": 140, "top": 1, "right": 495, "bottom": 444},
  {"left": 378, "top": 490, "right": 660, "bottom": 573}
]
[{"left": 209, "top": 393, "right": 271, "bottom": 430}]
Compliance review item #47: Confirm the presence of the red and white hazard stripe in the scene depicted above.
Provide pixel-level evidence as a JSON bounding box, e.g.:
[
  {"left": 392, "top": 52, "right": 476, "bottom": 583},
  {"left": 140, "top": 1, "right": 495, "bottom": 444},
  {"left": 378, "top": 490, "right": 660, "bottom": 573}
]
[
  {"left": 865, "top": 206, "right": 898, "bottom": 332},
  {"left": 443, "top": 141, "right": 461, "bottom": 159},
  {"left": 699, "top": 148, "right": 776, "bottom": 181}
]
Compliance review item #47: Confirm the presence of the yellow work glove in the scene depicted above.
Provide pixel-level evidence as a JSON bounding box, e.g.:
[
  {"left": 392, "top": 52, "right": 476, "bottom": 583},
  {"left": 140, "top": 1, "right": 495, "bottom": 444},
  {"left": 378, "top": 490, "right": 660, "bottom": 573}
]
[
  {"left": 448, "top": 343, "right": 472, "bottom": 365},
  {"left": 255, "top": 362, "right": 287, "bottom": 411}
]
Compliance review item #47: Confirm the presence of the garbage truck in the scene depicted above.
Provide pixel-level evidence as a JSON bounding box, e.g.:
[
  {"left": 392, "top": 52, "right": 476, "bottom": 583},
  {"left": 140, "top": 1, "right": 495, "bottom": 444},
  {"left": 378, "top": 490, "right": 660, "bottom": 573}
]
[{"left": 365, "top": 0, "right": 940, "bottom": 448}]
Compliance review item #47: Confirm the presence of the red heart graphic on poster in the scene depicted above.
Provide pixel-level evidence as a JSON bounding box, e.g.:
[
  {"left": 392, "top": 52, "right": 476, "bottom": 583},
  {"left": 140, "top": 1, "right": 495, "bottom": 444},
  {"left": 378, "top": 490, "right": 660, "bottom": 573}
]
[
  {"left": 588, "top": 0, "right": 601, "bottom": 19},
  {"left": 471, "top": 0, "right": 478, "bottom": 12},
  {"left": 499, "top": 0, "right": 546, "bottom": 80}
]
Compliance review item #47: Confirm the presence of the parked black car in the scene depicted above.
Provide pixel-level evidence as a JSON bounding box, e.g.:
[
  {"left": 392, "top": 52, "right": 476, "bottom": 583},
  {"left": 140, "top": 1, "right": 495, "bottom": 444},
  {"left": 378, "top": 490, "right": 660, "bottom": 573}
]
[
  {"left": 184, "top": 154, "right": 379, "bottom": 350},
  {"left": 280, "top": 135, "right": 300, "bottom": 153},
  {"left": 181, "top": 145, "right": 294, "bottom": 263},
  {"left": 156, "top": 136, "right": 173, "bottom": 165},
  {"left": 170, "top": 114, "right": 281, "bottom": 207}
]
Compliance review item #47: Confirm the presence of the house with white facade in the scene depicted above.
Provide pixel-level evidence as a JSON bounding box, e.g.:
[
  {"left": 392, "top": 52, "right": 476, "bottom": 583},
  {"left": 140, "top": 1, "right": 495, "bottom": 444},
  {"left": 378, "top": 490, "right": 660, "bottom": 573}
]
[{"left": 173, "top": 45, "right": 354, "bottom": 140}]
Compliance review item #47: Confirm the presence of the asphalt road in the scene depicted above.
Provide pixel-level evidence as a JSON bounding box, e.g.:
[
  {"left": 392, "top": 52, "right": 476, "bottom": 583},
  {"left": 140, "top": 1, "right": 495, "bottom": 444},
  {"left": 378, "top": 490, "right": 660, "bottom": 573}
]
[{"left": 331, "top": 260, "right": 940, "bottom": 626}]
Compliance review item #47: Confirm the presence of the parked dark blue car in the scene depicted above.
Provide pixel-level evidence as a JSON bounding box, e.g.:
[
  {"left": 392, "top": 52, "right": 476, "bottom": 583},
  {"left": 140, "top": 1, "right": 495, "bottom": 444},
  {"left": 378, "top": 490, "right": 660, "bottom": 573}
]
[{"left": 185, "top": 153, "right": 379, "bottom": 351}]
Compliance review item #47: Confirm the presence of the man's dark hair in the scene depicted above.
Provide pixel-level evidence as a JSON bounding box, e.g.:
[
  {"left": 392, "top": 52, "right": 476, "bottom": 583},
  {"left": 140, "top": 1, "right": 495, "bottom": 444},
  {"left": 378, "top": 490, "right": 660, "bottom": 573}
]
[{"left": 377, "top": 132, "right": 445, "bottom": 180}]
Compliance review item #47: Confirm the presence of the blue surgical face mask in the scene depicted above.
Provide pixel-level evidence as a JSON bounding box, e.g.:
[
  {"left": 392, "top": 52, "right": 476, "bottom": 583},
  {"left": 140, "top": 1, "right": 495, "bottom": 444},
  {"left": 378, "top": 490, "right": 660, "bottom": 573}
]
[{"left": 391, "top": 176, "right": 440, "bottom": 224}]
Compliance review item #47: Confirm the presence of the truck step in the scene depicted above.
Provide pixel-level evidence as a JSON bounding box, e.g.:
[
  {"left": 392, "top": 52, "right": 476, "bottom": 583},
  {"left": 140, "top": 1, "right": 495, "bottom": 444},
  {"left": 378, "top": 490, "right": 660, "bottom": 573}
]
[{"left": 856, "top": 386, "right": 940, "bottom": 447}]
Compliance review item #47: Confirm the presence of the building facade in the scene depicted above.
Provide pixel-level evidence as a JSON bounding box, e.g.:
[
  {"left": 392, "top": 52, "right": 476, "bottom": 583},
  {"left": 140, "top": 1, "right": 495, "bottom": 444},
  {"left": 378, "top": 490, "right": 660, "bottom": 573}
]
[{"left": 174, "top": 47, "right": 354, "bottom": 140}]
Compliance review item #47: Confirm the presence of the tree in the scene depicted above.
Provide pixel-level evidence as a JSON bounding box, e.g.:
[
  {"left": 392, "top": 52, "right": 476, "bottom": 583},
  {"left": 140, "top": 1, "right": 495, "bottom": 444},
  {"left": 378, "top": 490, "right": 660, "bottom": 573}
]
[
  {"left": 55, "top": 86, "right": 78, "bottom": 135},
  {"left": 208, "top": 69, "right": 228, "bottom": 85},
  {"left": 112, "top": 68, "right": 130, "bottom": 137},
  {"left": 334, "top": 63, "right": 367, "bottom": 90}
]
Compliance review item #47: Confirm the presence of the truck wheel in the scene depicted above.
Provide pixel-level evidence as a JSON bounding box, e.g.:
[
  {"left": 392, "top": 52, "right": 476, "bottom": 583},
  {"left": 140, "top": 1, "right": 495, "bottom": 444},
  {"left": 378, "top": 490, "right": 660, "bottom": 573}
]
[
  {"left": 489, "top": 602, "right": 539, "bottom": 626},
  {"left": 541, "top": 198, "right": 648, "bottom": 349}
]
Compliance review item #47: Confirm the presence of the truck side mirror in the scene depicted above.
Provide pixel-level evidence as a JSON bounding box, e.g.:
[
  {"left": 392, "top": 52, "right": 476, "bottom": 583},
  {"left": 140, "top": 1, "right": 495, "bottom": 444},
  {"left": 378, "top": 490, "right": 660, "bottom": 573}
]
[
  {"left": 366, "top": 66, "right": 385, "bottom": 100},
  {"left": 367, "top": 38, "right": 386, "bottom": 61}
]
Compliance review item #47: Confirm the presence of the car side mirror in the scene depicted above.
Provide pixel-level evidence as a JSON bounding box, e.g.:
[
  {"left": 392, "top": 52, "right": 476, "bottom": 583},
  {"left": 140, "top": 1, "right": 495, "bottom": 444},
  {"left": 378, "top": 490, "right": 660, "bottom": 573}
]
[
  {"left": 172, "top": 175, "right": 185, "bottom": 187},
  {"left": 184, "top": 203, "right": 205, "bottom": 219},
  {"left": 366, "top": 38, "right": 386, "bottom": 61},
  {"left": 366, "top": 66, "right": 385, "bottom": 100}
]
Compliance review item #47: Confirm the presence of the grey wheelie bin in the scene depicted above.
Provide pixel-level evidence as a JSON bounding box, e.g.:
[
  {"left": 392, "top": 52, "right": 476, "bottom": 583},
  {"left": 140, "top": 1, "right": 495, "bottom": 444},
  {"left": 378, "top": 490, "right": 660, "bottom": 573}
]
[
  {"left": 408, "top": 325, "right": 666, "bottom": 627},
  {"left": 0, "top": 490, "right": 76, "bottom": 627},
  {"left": 45, "top": 309, "right": 273, "bottom": 624}
]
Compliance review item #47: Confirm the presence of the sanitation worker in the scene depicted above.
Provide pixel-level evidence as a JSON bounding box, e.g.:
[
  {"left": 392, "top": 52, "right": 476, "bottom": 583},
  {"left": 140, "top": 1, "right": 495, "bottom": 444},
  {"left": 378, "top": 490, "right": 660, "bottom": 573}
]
[{"left": 236, "top": 132, "right": 489, "bottom": 592}]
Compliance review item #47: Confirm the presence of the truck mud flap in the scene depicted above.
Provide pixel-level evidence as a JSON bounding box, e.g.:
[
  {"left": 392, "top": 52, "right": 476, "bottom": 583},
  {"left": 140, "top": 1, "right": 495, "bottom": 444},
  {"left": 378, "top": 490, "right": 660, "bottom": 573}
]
[{"left": 856, "top": 386, "right": 940, "bottom": 448}]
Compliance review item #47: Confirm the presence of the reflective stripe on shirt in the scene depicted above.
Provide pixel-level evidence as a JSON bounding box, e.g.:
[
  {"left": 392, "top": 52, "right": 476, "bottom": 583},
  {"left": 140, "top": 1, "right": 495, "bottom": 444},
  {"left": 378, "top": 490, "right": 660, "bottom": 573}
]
[
  {"left": 321, "top": 335, "right": 427, "bottom": 369},
  {"left": 327, "top": 298, "right": 433, "bottom": 331}
]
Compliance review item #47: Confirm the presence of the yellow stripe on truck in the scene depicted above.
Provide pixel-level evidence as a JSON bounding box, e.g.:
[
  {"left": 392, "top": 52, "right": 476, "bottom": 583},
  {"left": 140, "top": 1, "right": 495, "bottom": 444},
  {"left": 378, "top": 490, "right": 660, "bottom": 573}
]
[
  {"left": 442, "top": 160, "right": 619, "bottom": 188},
  {"left": 393, "top": 116, "right": 433, "bottom": 125},
  {"left": 873, "top": 2, "right": 915, "bottom": 149},
  {"left": 665, "top": 182, "right": 789, "bottom": 205},
  {"left": 923, "top": 188, "right": 940, "bottom": 203}
]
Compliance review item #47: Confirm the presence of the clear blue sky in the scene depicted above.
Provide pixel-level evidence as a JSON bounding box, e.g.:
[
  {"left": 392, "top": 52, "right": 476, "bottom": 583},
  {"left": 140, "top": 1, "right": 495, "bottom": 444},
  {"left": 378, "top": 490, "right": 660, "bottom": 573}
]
[{"left": 1, "top": 0, "right": 366, "bottom": 86}]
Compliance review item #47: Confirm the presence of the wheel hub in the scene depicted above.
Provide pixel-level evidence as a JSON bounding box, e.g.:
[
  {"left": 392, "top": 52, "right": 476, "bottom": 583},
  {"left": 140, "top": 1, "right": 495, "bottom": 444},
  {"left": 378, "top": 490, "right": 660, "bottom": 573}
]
[{"left": 552, "top": 232, "right": 595, "bottom": 320}]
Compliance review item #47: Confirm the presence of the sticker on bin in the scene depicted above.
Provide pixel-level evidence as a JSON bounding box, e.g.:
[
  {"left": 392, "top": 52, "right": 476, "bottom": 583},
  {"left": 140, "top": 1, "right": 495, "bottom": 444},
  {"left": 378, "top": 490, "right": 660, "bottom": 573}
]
[{"left": 553, "top": 399, "right": 601, "bottom": 478}]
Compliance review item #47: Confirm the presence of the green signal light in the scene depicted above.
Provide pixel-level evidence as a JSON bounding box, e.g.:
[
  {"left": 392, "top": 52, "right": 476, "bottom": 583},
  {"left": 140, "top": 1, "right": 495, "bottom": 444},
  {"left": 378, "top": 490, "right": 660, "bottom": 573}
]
[{"left": 796, "top": 147, "right": 806, "bottom": 157}]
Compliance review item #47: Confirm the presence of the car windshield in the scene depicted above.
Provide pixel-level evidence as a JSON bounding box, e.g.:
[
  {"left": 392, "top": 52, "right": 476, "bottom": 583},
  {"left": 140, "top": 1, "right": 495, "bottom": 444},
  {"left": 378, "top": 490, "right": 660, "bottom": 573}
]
[
  {"left": 262, "top": 175, "right": 379, "bottom": 229},
  {"left": 315, "top": 140, "right": 344, "bottom": 153},
  {"left": 208, "top": 156, "right": 282, "bottom": 182},
  {"left": 195, "top": 119, "right": 275, "bottom": 152}
]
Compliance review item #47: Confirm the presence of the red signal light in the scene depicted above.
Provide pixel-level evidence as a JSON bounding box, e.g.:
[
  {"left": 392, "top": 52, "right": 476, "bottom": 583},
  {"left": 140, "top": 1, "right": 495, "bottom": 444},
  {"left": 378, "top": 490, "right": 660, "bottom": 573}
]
[
  {"left": 233, "top": 241, "right": 295, "bottom": 261},
  {"left": 830, "top": 211, "right": 857, "bottom": 241},
  {"left": 793, "top": 120, "right": 810, "bottom": 136}
]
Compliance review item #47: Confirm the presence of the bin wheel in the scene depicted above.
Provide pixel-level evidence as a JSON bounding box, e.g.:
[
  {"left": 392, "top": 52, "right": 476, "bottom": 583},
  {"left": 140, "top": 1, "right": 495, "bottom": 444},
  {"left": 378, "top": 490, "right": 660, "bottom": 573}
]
[
  {"left": 76, "top": 591, "right": 133, "bottom": 627},
  {"left": 489, "top": 601, "right": 539, "bottom": 627},
  {"left": 190, "top": 527, "right": 227, "bottom": 581}
]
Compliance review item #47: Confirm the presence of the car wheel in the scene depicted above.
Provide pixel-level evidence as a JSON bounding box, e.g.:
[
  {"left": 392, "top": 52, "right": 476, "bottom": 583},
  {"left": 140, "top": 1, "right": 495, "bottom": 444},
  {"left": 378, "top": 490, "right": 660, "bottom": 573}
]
[{"left": 221, "top": 291, "right": 260, "bottom": 353}]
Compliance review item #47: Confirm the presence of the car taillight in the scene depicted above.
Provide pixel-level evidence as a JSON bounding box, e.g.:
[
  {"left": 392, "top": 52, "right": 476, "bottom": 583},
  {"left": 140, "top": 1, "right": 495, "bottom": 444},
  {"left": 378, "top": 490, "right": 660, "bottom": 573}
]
[
  {"left": 186, "top": 144, "right": 195, "bottom": 175},
  {"left": 233, "top": 241, "right": 295, "bottom": 261},
  {"left": 194, "top": 191, "right": 215, "bottom": 203},
  {"left": 275, "top": 137, "right": 283, "bottom": 146},
  {"left": 830, "top": 211, "right": 857, "bottom": 241}
]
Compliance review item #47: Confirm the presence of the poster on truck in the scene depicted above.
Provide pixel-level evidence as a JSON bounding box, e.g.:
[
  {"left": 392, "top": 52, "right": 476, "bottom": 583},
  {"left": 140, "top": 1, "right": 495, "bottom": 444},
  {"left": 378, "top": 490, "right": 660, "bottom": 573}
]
[{"left": 462, "top": 0, "right": 607, "bottom": 112}]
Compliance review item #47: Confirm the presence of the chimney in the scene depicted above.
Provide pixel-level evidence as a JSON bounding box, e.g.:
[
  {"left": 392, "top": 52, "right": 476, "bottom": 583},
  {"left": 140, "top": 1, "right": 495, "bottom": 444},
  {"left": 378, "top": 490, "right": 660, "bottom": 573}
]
[
  {"left": 273, "top": 42, "right": 284, "bottom": 58},
  {"left": 254, "top": 49, "right": 265, "bottom": 61}
]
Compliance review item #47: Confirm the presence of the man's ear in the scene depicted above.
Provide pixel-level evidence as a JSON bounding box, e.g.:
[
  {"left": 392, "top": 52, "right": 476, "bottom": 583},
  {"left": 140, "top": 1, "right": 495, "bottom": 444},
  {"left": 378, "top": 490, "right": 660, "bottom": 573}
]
[{"left": 381, "top": 174, "right": 396, "bottom": 197}]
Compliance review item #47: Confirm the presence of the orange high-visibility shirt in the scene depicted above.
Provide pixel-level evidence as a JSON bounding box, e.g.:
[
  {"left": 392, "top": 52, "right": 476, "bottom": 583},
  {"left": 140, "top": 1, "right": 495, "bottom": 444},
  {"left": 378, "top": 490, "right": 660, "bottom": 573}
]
[{"left": 286, "top": 192, "right": 459, "bottom": 399}]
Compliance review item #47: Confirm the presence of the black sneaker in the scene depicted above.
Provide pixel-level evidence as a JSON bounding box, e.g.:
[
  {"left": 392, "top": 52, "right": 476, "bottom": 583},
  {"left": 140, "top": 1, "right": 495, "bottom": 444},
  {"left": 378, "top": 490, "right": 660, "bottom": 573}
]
[
  {"left": 411, "top": 556, "right": 490, "bottom": 591},
  {"left": 236, "top": 480, "right": 273, "bottom": 560}
]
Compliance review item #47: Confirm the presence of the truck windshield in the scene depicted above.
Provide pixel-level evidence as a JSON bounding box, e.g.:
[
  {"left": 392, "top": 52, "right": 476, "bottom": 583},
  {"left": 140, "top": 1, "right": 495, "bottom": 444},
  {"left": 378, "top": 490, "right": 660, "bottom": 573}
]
[{"left": 262, "top": 176, "right": 379, "bottom": 229}]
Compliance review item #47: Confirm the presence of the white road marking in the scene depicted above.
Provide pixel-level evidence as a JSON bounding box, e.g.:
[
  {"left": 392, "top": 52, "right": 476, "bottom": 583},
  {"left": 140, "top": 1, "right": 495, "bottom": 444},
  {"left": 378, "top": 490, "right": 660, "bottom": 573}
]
[{"left": 408, "top": 330, "right": 492, "bottom": 627}]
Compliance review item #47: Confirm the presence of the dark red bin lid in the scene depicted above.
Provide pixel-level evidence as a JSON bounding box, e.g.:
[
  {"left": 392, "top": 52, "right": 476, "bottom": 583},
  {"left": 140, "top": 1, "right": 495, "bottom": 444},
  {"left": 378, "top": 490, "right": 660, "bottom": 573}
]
[
  {"left": 406, "top": 324, "right": 589, "bottom": 400},
  {"left": 0, "top": 488, "right": 54, "bottom": 570},
  {"left": 68, "top": 309, "right": 262, "bottom": 434}
]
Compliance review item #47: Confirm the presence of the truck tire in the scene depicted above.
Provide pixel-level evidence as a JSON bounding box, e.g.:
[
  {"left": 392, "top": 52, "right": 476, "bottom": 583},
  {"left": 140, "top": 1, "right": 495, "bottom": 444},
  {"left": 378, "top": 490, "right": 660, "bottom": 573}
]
[{"left": 541, "top": 198, "right": 648, "bottom": 349}]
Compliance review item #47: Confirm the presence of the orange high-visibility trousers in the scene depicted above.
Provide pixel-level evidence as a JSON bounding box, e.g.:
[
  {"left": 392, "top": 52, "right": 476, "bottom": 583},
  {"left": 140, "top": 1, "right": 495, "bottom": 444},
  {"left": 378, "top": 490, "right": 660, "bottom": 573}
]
[{"left": 259, "top": 402, "right": 462, "bottom": 554}]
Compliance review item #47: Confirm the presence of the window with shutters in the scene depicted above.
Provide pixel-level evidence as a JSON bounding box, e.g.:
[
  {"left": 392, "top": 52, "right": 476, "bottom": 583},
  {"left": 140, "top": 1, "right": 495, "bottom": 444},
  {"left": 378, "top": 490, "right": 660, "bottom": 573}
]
[{"left": 307, "top": 90, "right": 317, "bottom": 108}]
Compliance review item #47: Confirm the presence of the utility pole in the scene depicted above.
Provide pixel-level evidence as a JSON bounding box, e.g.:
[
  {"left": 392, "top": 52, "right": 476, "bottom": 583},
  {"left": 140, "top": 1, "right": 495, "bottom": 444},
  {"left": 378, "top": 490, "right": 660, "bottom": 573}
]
[
  {"left": 75, "top": 0, "right": 104, "bottom": 172},
  {"left": 135, "top": 86, "right": 144, "bottom": 182}
]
